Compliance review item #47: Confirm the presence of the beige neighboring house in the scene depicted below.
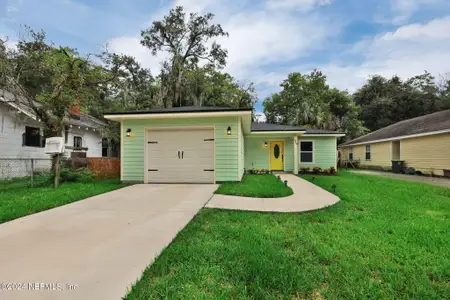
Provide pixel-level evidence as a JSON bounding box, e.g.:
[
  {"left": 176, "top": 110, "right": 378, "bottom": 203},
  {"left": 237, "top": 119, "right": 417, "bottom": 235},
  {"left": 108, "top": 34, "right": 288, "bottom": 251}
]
[{"left": 339, "top": 109, "right": 450, "bottom": 177}]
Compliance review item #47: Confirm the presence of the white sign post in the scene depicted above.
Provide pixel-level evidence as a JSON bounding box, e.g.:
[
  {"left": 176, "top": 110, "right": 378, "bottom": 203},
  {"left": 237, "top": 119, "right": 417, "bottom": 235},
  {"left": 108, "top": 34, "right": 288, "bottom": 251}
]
[{"left": 45, "top": 137, "right": 65, "bottom": 154}]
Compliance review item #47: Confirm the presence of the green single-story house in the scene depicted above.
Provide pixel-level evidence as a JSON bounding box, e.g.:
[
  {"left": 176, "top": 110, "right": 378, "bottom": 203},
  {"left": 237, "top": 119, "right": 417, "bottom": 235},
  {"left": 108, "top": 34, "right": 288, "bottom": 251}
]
[{"left": 104, "top": 107, "right": 345, "bottom": 183}]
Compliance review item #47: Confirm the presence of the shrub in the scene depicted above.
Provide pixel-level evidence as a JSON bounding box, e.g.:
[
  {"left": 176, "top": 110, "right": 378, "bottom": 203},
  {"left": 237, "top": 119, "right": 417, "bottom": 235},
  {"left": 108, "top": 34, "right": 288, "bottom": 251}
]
[
  {"left": 59, "top": 168, "right": 94, "bottom": 183},
  {"left": 405, "top": 167, "right": 416, "bottom": 175},
  {"left": 300, "top": 167, "right": 310, "bottom": 174},
  {"left": 329, "top": 166, "right": 336, "bottom": 174},
  {"left": 312, "top": 167, "right": 322, "bottom": 174}
]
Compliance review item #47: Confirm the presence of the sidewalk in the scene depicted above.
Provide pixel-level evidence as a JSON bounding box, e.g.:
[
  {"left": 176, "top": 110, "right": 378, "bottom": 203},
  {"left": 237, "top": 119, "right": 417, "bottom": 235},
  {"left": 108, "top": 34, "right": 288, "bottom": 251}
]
[{"left": 206, "top": 174, "right": 340, "bottom": 212}]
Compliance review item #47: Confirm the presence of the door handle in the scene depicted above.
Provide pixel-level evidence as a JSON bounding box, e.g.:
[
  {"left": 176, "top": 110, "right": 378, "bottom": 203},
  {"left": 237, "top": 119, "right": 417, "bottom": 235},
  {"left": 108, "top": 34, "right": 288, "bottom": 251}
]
[
  {"left": 178, "top": 151, "right": 180, "bottom": 159},
  {"left": 182, "top": 151, "right": 184, "bottom": 159}
]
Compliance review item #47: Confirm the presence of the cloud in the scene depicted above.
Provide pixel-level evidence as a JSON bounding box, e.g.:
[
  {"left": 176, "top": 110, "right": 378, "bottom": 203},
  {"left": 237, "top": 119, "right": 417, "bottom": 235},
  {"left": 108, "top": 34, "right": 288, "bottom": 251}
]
[
  {"left": 107, "top": 35, "right": 168, "bottom": 74},
  {"left": 108, "top": 0, "right": 337, "bottom": 91},
  {"left": 266, "top": 0, "right": 332, "bottom": 11},
  {"left": 320, "top": 15, "right": 450, "bottom": 92}
]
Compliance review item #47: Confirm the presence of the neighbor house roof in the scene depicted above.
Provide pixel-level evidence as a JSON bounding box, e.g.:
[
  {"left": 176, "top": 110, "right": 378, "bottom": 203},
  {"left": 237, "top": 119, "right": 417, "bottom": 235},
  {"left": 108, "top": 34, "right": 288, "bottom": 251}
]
[
  {"left": 340, "top": 109, "right": 450, "bottom": 147},
  {"left": 0, "top": 89, "right": 105, "bottom": 129},
  {"left": 251, "top": 122, "right": 344, "bottom": 134},
  {"left": 104, "top": 106, "right": 253, "bottom": 115}
]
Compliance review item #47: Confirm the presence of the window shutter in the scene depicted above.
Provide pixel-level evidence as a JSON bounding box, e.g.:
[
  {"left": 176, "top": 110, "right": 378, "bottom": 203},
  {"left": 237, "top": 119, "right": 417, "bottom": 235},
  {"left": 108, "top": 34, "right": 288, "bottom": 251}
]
[{"left": 22, "top": 133, "right": 26, "bottom": 146}]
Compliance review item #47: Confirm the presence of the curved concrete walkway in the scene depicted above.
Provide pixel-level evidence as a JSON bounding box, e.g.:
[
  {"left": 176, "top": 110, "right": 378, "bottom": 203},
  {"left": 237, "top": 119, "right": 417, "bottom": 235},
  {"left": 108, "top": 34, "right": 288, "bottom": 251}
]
[{"left": 206, "top": 174, "right": 340, "bottom": 212}]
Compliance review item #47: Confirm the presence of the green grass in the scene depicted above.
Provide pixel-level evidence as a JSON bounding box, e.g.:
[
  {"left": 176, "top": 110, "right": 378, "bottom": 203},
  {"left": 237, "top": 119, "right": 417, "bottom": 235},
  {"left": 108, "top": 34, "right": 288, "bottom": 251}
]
[
  {"left": 125, "top": 171, "right": 450, "bottom": 299},
  {"left": 0, "top": 179, "right": 125, "bottom": 223},
  {"left": 215, "top": 174, "right": 294, "bottom": 198}
]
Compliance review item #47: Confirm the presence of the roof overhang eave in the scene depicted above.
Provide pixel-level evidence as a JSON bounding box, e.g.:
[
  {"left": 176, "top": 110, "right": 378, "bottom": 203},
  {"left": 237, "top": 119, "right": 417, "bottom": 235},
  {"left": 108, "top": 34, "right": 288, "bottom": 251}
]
[{"left": 104, "top": 110, "right": 252, "bottom": 121}]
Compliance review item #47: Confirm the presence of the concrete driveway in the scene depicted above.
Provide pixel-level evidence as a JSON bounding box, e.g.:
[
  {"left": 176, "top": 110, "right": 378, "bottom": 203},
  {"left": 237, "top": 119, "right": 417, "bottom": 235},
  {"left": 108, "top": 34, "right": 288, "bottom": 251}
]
[{"left": 0, "top": 184, "right": 217, "bottom": 300}]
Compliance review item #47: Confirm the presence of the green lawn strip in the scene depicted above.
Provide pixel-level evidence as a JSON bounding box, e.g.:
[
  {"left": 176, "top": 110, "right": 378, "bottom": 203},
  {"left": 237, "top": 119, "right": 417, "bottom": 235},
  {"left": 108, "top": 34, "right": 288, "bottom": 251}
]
[
  {"left": 215, "top": 174, "right": 293, "bottom": 198},
  {"left": 0, "top": 179, "right": 126, "bottom": 223},
  {"left": 125, "top": 171, "right": 450, "bottom": 299}
]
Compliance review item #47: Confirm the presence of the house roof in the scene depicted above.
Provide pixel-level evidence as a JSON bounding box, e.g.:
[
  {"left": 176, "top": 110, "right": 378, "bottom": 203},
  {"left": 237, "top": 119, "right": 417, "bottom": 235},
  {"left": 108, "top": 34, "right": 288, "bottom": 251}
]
[
  {"left": 340, "top": 109, "right": 450, "bottom": 147},
  {"left": 0, "top": 89, "right": 105, "bottom": 129},
  {"left": 251, "top": 122, "right": 344, "bottom": 134},
  {"left": 104, "top": 106, "right": 253, "bottom": 115}
]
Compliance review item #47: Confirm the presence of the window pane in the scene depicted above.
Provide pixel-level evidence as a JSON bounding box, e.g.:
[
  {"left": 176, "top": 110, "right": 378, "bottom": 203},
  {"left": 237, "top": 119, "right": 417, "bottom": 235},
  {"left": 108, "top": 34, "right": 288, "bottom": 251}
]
[
  {"left": 301, "top": 142, "right": 313, "bottom": 152},
  {"left": 365, "top": 152, "right": 371, "bottom": 160},
  {"left": 366, "top": 144, "right": 371, "bottom": 151},
  {"left": 25, "top": 126, "right": 41, "bottom": 147},
  {"left": 301, "top": 152, "right": 313, "bottom": 162},
  {"left": 349, "top": 153, "right": 354, "bottom": 160}
]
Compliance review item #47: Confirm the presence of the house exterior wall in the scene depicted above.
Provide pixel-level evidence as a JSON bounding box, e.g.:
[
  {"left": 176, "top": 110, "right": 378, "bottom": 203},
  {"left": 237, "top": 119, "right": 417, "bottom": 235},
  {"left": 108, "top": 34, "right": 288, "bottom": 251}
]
[
  {"left": 244, "top": 135, "right": 338, "bottom": 172},
  {"left": 0, "top": 103, "right": 48, "bottom": 159},
  {"left": 65, "top": 126, "right": 103, "bottom": 158},
  {"left": 243, "top": 135, "right": 295, "bottom": 171},
  {"left": 400, "top": 133, "right": 450, "bottom": 176},
  {"left": 340, "top": 141, "right": 391, "bottom": 169},
  {"left": 121, "top": 116, "right": 239, "bottom": 182},
  {"left": 0, "top": 104, "right": 103, "bottom": 160},
  {"left": 298, "top": 136, "right": 338, "bottom": 170},
  {"left": 238, "top": 118, "right": 245, "bottom": 180}
]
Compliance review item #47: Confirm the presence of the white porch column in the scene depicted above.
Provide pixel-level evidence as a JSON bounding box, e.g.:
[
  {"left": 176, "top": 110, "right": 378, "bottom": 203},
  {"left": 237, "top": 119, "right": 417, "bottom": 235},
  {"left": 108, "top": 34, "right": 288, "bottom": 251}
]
[{"left": 293, "top": 136, "right": 299, "bottom": 174}]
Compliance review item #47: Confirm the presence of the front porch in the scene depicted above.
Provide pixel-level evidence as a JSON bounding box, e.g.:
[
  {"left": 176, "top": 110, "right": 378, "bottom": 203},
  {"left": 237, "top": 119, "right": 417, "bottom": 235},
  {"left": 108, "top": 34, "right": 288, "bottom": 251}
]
[{"left": 244, "top": 134, "right": 338, "bottom": 175}]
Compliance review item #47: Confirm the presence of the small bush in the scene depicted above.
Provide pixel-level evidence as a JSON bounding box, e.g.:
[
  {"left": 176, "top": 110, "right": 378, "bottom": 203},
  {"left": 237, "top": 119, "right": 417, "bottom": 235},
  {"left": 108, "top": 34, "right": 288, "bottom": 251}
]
[
  {"left": 59, "top": 168, "right": 94, "bottom": 183},
  {"left": 312, "top": 167, "right": 322, "bottom": 174},
  {"left": 300, "top": 167, "right": 310, "bottom": 174},
  {"left": 329, "top": 166, "right": 336, "bottom": 174}
]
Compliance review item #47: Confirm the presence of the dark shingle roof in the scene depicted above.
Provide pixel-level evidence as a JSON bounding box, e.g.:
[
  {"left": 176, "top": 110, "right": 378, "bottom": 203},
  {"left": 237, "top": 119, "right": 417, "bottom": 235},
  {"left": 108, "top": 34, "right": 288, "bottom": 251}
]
[
  {"left": 105, "top": 106, "right": 253, "bottom": 115},
  {"left": 251, "top": 123, "right": 344, "bottom": 134},
  {"left": 340, "top": 109, "right": 450, "bottom": 146}
]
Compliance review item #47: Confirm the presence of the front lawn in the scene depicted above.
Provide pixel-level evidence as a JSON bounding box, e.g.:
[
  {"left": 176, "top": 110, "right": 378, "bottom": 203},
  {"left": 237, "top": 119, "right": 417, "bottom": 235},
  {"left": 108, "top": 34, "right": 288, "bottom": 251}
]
[
  {"left": 0, "top": 179, "right": 125, "bottom": 223},
  {"left": 125, "top": 171, "right": 450, "bottom": 299},
  {"left": 215, "top": 174, "right": 294, "bottom": 198}
]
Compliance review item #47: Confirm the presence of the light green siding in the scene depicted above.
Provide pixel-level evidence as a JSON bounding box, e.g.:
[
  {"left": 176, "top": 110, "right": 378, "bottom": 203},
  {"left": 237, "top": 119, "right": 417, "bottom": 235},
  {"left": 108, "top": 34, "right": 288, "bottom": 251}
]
[
  {"left": 244, "top": 135, "right": 295, "bottom": 171},
  {"left": 122, "top": 117, "right": 239, "bottom": 182},
  {"left": 244, "top": 136, "right": 270, "bottom": 170},
  {"left": 238, "top": 119, "right": 245, "bottom": 180},
  {"left": 285, "top": 138, "right": 294, "bottom": 172},
  {"left": 298, "top": 136, "right": 337, "bottom": 169}
]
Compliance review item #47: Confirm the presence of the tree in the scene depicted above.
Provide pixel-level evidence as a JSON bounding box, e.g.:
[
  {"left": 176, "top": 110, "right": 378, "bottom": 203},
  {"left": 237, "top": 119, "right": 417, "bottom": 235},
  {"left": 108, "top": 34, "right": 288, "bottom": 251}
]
[
  {"left": 354, "top": 72, "right": 448, "bottom": 132},
  {"left": 0, "top": 28, "right": 126, "bottom": 187},
  {"left": 140, "top": 6, "right": 228, "bottom": 107},
  {"left": 263, "top": 70, "right": 366, "bottom": 140}
]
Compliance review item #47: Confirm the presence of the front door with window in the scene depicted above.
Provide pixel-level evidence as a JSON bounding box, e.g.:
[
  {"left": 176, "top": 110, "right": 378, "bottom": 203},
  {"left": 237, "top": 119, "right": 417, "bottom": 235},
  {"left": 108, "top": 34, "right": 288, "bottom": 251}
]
[{"left": 270, "top": 141, "right": 284, "bottom": 171}]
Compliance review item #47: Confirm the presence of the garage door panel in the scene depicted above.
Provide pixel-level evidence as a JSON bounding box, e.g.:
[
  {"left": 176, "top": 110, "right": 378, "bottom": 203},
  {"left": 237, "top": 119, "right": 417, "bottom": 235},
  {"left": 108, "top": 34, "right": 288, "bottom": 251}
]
[{"left": 146, "top": 128, "right": 214, "bottom": 183}]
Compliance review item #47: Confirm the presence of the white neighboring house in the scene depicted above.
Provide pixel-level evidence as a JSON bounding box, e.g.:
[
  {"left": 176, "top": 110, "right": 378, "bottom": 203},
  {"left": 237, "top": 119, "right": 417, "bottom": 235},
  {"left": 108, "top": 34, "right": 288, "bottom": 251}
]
[{"left": 0, "top": 90, "right": 107, "bottom": 178}]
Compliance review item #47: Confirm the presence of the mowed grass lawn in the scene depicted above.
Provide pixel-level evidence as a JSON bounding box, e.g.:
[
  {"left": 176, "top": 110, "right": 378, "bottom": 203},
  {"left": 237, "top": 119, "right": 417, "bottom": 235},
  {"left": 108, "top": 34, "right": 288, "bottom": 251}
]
[
  {"left": 125, "top": 172, "right": 450, "bottom": 299},
  {"left": 0, "top": 178, "right": 125, "bottom": 223},
  {"left": 215, "top": 174, "right": 293, "bottom": 198}
]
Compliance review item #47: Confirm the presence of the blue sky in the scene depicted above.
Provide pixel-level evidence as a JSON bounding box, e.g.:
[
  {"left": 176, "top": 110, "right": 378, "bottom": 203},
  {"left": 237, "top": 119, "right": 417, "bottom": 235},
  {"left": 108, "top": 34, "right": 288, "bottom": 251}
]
[{"left": 2, "top": 0, "right": 450, "bottom": 114}]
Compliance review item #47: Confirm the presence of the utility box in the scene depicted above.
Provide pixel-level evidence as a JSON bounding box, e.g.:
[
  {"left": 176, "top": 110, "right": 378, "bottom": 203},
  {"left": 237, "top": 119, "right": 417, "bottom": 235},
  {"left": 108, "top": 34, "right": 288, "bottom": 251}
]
[{"left": 391, "top": 160, "right": 405, "bottom": 174}]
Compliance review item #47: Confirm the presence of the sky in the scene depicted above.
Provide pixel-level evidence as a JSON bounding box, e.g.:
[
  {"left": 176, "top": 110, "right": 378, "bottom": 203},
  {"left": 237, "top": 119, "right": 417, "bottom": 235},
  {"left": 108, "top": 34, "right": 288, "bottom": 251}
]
[{"left": 2, "top": 0, "right": 450, "bottom": 114}]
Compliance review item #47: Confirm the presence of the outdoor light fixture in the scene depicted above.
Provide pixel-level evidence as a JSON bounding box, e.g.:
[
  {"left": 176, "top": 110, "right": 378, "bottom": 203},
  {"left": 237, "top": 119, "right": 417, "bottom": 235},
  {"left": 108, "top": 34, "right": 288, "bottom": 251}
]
[
  {"left": 227, "top": 126, "right": 232, "bottom": 136},
  {"left": 332, "top": 184, "right": 337, "bottom": 193},
  {"left": 277, "top": 175, "right": 281, "bottom": 180},
  {"left": 264, "top": 141, "right": 268, "bottom": 147},
  {"left": 284, "top": 180, "right": 288, "bottom": 187},
  {"left": 126, "top": 128, "right": 132, "bottom": 137}
]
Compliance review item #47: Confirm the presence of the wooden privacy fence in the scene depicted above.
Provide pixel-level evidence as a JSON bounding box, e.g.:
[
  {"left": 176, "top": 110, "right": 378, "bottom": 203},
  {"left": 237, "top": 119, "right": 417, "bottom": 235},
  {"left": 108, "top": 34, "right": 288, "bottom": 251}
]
[{"left": 87, "top": 158, "right": 120, "bottom": 179}]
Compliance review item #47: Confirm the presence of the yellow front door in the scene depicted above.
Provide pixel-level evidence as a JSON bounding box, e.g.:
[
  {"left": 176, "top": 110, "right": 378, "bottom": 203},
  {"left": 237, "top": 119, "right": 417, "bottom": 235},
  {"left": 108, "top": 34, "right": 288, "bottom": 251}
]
[{"left": 270, "top": 141, "right": 284, "bottom": 171}]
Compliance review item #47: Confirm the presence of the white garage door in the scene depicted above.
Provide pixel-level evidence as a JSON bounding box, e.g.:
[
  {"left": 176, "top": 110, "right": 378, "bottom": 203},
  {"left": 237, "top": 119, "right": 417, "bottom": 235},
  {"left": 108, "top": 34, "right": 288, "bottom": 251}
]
[{"left": 146, "top": 128, "right": 215, "bottom": 183}]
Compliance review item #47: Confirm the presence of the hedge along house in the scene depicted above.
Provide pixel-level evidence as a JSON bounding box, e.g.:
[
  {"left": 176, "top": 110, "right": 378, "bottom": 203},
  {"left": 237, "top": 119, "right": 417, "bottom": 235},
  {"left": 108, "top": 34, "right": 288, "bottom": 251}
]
[
  {"left": 104, "top": 107, "right": 345, "bottom": 183},
  {"left": 338, "top": 109, "right": 450, "bottom": 177}
]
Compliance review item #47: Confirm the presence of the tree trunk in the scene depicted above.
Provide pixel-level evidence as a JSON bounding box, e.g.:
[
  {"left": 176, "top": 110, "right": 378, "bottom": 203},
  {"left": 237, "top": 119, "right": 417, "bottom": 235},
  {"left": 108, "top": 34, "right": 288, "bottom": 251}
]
[
  {"left": 53, "top": 153, "right": 61, "bottom": 188},
  {"left": 175, "top": 70, "right": 183, "bottom": 107}
]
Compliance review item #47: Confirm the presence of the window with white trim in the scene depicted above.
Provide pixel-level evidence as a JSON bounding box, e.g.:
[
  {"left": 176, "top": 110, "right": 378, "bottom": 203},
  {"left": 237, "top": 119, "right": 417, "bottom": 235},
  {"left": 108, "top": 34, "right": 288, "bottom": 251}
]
[
  {"left": 73, "top": 136, "right": 83, "bottom": 148},
  {"left": 365, "top": 144, "right": 371, "bottom": 160},
  {"left": 300, "top": 141, "right": 314, "bottom": 163}
]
